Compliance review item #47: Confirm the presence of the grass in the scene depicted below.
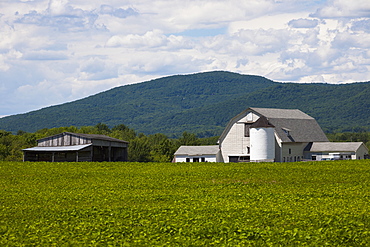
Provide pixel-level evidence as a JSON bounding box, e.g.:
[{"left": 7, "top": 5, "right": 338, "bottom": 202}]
[{"left": 0, "top": 160, "right": 370, "bottom": 246}]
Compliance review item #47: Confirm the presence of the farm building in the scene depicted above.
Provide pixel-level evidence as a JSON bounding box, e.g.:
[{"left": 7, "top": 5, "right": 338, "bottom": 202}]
[
  {"left": 304, "top": 142, "right": 369, "bottom": 161},
  {"left": 173, "top": 145, "right": 221, "bottom": 162},
  {"left": 23, "top": 132, "right": 128, "bottom": 162},
  {"left": 174, "top": 107, "right": 369, "bottom": 163}
]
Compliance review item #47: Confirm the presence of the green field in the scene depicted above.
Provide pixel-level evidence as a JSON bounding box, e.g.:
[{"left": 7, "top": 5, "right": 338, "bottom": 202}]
[{"left": 1, "top": 160, "right": 370, "bottom": 246}]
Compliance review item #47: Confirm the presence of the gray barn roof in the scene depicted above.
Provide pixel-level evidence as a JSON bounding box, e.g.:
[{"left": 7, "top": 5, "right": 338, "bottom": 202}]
[
  {"left": 219, "top": 107, "right": 329, "bottom": 143},
  {"left": 250, "top": 108, "right": 314, "bottom": 119},
  {"left": 267, "top": 118, "right": 328, "bottom": 142},
  {"left": 174, "top": 145, "right": 220, "bottom": 156},
  {"left": 306, "top": 142, "right": 365, "bottom": 152}
]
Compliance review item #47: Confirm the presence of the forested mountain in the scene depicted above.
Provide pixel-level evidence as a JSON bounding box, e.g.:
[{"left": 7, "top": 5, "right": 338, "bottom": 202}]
[{"left": 0, "top": 71, "right": 369, "bottom": 137}]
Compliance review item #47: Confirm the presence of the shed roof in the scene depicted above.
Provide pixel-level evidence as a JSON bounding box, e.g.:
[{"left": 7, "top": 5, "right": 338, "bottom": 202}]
[
  {"left": 23, "top": 144, "right": 92, "bottom": 152},
  {"left": 174, "top": 145, "right": 220, "bottom": 156},
  {"left": 305, "top": 142, "right": 366, "bottom": 152},
  {"left": 37, "top": 132, "right": 128, "bottom": 143}
]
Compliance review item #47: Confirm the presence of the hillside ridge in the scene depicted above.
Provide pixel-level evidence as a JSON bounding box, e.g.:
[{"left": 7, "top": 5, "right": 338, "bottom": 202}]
[{"left": 0, "top": 71, "right": 369, "bottom": 136}]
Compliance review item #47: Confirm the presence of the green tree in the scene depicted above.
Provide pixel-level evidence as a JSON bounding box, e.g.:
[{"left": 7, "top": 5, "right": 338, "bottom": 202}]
[
  {"left": 95, "top": 123, "right": 111, "bottom": 135},
  {"left": 199, "top": 136, "right": 219, "bottom": 145},
  {"left": 150, "top": 139, "right": 175, "bottom": 162},
  {"left": 177, "top": 131, "right": 200, "bottom": 146},
  {"left": 0, "top": 133, "right": 23, "bottom": 161},
  {"left": 78, "top": 126, "right": 97, "bottom": 134},
  {"left": 111, "top": 124, "right": 137, "bottom": 141},
  {"left": 23, "top": 133, "right": 37, "bottom": 147},
  {"left": 0, "top": 143, "right": 9, "bottom": 160},
  {"left": 128, "top": 136, "right": 151, "bottom": 162}
]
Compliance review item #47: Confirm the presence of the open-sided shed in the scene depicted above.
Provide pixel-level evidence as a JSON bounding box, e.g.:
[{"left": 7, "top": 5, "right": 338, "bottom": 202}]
[{"left": 23, "top": 132, "right": 128, "bottom": 162}]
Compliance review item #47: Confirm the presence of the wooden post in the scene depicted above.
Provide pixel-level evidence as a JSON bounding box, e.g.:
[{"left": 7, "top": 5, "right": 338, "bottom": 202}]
[
  {"left": 76, "top": 151, "right": 79, "bottom": 162},
  {"left": 109, "top": 145, "right": 112, "bottom": 162}
]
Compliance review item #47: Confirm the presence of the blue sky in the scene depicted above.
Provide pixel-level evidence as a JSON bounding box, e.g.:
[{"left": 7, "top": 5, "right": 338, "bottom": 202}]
[{"left": 1, "top": 0, "right": 370, "bottom": 117}]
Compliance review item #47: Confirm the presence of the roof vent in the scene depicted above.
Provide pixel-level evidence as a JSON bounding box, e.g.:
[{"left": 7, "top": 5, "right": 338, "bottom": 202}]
[{"left": 282, "top": 127, "right": 291, "bottom": 136}]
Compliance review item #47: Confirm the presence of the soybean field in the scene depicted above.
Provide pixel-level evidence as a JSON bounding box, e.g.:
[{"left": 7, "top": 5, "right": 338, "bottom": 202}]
[{"left": 1, "top": 160, "right": 370, "bottom": 246}]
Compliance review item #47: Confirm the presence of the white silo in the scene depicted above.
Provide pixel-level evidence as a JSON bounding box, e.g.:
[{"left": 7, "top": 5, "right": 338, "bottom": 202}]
[{"left": 250, "top": 116, "right": 275, "bottom": 162}]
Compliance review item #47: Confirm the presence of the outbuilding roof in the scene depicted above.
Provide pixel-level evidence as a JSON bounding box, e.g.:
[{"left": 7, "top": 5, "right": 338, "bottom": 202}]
[
  {"left": 174, "top": 145, "right": 220, "bottom": 156},
  {"left": 305, "top": 142, "right": 366, "bottom": 152},
  {"left": 23, "top": 144, "right": 92, "bottom": 152}
]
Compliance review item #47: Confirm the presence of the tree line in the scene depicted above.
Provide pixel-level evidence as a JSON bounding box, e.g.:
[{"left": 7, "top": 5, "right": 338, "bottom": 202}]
[
  {"left": 1, "top": 124, "right": 369, "bottom": 162},
  {"left": 326, "top": 132, "right": 370, "bottom": 148},
  {"left": 0, "top": 123, "right": 218, "bottom": 162}
]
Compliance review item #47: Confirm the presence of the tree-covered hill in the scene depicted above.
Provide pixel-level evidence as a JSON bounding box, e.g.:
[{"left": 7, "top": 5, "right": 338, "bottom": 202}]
[{"left": 0, "top": 71, "right": 369, "bottom": 136}]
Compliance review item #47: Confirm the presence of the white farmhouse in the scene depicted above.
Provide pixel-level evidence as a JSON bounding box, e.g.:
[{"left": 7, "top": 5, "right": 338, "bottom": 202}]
[{"left": 174, "top": 107, "right": 369, "bottom": 163}]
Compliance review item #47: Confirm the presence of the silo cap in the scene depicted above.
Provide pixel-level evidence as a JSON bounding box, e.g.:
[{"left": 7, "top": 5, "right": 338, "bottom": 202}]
[{"left": 250, "top": 116, "right": 275, "bottom": 128}]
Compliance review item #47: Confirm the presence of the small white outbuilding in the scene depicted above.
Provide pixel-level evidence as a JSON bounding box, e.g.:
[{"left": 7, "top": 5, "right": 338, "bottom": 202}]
[
  {"left": 304, "top": 142, "right": 369, "bottom": 161},
  {"left": 173, "top": 145, "right": 221, "bottom": 162}
]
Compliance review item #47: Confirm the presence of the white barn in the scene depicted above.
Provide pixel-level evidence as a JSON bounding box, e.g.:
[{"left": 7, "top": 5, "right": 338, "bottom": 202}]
[{"left": 218, "top": 107, "right": 332, "bottom": 162}]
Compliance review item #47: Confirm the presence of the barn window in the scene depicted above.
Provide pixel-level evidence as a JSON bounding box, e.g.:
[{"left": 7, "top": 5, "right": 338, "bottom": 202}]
[
  {"left": 239, "top": 156, "right": 250, "bottom": 161},
  {"left": 186, "top": 158, "right": 190, "bottom": 162},
  {"left": 245, "top": 123, "right": 252, "bottom": 137},
  {"left": 229, "top": 156, "right": 239, "bottom": 163},
  {"left": 193, "top": 158, "right": 199, "bottom": 162},
  {"left": 289, "top": 148, "right": 291, "bottom": 154},
  {"left": 201, "top": 157, "right": 205, "bottom": 162}
]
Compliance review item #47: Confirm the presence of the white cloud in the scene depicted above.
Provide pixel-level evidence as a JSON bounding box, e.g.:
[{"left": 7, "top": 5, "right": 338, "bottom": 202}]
[
  {"left": 23, "top": 50, "right": 68, "bottom": 60},
  {"left": 106, "top": 30, "right": 168, "bottom": 48},
  {"left": 79, "top": 56, "right": 118, "bottom": 80},
  {"left": 311, "top": 0, "right": 370, "bottom": 19},
  {"left": 288, "top": 18, "right": 319, "bottom": 28},
  {"left": 47, "top": 0, "right": 69, "bottom": 16},
  {"left": 1, "top": 0, "right": 370, "bottom": 116},
  {"left": 351, "top": 19, "right": 370, "bottom": 33},
  {"left": 99, "top": 5, "right": 138, "bottom": 19}
]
